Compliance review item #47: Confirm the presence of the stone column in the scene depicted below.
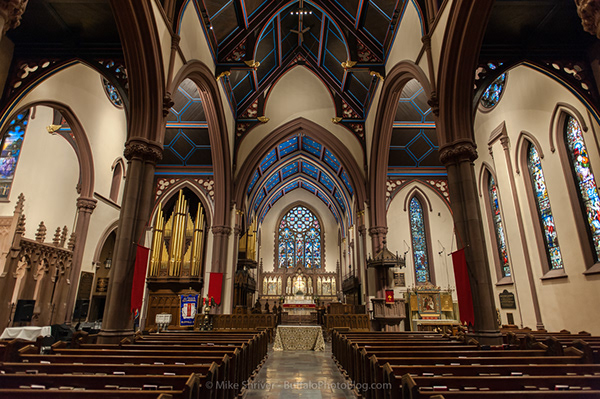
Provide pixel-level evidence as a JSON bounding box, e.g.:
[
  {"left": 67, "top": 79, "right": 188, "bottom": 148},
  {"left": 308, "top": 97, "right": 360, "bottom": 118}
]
[
  {"left": 0, "top": 0, "right": 27, "bottom": 37},
  {"left": 440, "top": 141, "right": 501, "bottom": 344},
  {"left": 368, "top": 226, "right": 387, "bottom": 254},
  {"left": 63, "top": 197, "right": 97, "bottom": 323},
  {"left": 98, "top": 140, "right": 161, "bottom": 343}
]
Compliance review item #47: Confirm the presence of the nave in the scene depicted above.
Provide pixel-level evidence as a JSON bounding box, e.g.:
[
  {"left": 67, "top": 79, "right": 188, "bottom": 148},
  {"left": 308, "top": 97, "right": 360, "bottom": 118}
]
[{"left": 245, "top": 344, "right": 356, "bottom": 399}]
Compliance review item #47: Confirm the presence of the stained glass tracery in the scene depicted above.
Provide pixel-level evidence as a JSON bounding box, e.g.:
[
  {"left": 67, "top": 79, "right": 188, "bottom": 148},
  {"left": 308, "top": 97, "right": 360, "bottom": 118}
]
[
  {"left": 565, "top": 116, "right": 600, "bottom": 260},
  {"left": 481, "top": 73, "right": 506, "bottom": 109},
  {"left": 409, "top": 197, "right": 431, "bottom": 283},
  {"left": 278, "top": 206, "right": 322, "bottom": 268},
  {"left": 0, "top": 109, "right": 30, "bottom": 200},
  {"left": 527, "top": 143, "right": 564, "bottom": 270},
  {"left": 102, "top": 77, "right": 123, "bottom": 108},
  {"left": 488, "top": 175, "right": 511, "bottom": 278}
]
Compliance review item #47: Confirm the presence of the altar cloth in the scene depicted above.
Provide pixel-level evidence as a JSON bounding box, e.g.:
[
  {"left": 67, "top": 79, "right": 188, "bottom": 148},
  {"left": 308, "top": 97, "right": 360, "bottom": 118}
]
[{"left": 273, "top": 325, "right": 325, "bottom": 351}]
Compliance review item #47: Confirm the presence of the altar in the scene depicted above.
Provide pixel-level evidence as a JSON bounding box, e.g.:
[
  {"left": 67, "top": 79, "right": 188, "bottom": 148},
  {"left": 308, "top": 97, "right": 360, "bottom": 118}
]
[{"left": 273, "top": 325, "right": 325, "bottom": 351}]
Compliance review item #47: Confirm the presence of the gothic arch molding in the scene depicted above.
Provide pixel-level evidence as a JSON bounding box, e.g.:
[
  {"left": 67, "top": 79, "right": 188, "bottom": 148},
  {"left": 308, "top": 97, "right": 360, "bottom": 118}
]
[
  {"left": 233, "top": 117, "right": 366, "bottom": 214},
  {"left": 111, "top": 0, "right": 165, "bottom": 145},
  {"left": 169, "top": 60, "right": 232, "bottom": 228},
  {"left": 369, "top": 60, "right": 432, "bottom": 230},
  {"left": 1, "top": 101, "right": 95, "bottom": 199},
  {"left": 514, "top": 131, "right": 545, "bottom": 175},
  {"left": 151, "top": 179, "right": 214, "bottom": 231},
  {"left": 402, "top": 185, "right": 434, "bottom": 213},
  {"left": 92, "top": 219, "right": 119, "bottom": 264}
]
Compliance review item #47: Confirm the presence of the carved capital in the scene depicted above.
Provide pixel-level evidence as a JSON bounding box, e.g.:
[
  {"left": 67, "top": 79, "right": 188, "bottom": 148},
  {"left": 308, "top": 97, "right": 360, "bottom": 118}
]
[
  {"left": 212, "top": 225, "right": 232, "bottom": 236},
  {"left": 233, "top": 226, "right": 242, "bottom": 237},
  {"left": 76, "top": 197, "right": 97, "bottom": 214},
  {"left": 124, "top": 140, "right": 163, "bottom": 163},
  {"left": 0, "top": 0, "right": 28, "bottom": 34},
  {"left": 439, "top": 142, "right": 478, "bottom": 165},
  {"left": 368, "top": 226, "right": 388, "bottom": 237},
  {"left": 575, "top": 0, "right": 600, "bottom": 38},
  {"left": 358, "top": 225, "right": 366, "bottom": 235}
]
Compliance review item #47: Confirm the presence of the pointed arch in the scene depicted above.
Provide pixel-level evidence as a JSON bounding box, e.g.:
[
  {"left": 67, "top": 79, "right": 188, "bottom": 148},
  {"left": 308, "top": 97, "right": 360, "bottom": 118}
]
[
  {"left": 550, "top": 106, "right": 600, "bottom": 274},
  {"left": 169, "top": 60, "right": 232, "bottom": 228},
  {"left": 407, "top": 191, "right": 434, "bottom": 285},
  {"left": 151, "top": 179, "right": 214, "bottom": 231},
  {"left": 0, "top": 101, "right": 95, "bottom": 199},
  {"left": 514, "top": 131, "right": 545, "bottom": 174},
  {"left": 233, "top": 117, "right": 366, "bottom": 214},
  {"left": 515, "top": 136, "right": 566, "bottom": 278},
  {"left": 479, "top": 164, "right": 513, "bottom": 284},
  {"left": 275, "top": 202, "right": 325, "bottom": 270},
  {"left": 403, "top": 185, "right": 434, "bottom": 213},
  {"left": 369, "top": 60, "right": 432, "bottom": 230}
]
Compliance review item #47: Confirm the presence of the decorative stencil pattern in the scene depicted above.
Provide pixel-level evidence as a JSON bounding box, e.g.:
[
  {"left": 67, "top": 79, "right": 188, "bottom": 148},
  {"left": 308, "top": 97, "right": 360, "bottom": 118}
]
[
  {"left": 278, "top": 205, "right": 321, "bottom": 269},
  {"left": 488, "top": 175, "right": 511, "bottom": 278},
  {"left": 565, "top": 116, "right": 600, "bottom": 260},
  {"left": 527, "top": 143, "right": 563, "bottom": 270},
  {"left": 156, "top": 178, "right": 215, "bottom": 203},
  {"left": 0, "top": 109, "right": 30, "bottom": 200},
  {"left": 409, "top": 197, "right": 431, "bottom": 283}
]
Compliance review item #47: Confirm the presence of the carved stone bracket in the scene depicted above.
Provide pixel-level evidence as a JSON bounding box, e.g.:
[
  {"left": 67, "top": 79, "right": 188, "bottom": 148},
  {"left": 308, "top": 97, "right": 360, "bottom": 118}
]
[
  {"left": 0, "top": 0, "right": 28, "bottom": 34},
  {"left": 212, "top": 225, "right": 232, "bottom": 237},
  {"left": 368, "top": 226, "right": 388, "bottom": 238},
  {"left": 124, "top": 140, "right": 163, "bottom": 163},
  {"left": 575, "top": 0, "right": 600, "bottom": 38},
  {"left": 439, "top": 142, "right": 478, "bottom": 165}
]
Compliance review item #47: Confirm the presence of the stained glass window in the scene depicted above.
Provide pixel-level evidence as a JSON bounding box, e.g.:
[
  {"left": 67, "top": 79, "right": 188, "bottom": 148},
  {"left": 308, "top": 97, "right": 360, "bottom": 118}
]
[
  {"left": 278, "top": 205, "right": 322, "bottom": 268},
  {"left": 565, "top": 116, "right": 600, "bottom": 261},
  {"left": 527, "top": 143, "right": 564, "bottom": 270},
  {"left": 102, "top": 77, "right": 123, "bottom": 108},
  {"left": 481, "top": 73, "right": 506, "bottom": 109},
  {"left": 0, "top": 109, "right": 30, "bottom": 200},
  {"left": 488, "top": 175, "right": 511, "bottom": 277},
  {"left": 409, "top": 197, "right": 431, "bottom": 283}
]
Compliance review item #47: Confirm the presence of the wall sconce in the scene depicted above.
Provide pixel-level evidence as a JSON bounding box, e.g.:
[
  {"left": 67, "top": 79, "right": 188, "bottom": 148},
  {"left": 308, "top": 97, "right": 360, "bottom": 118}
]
[{"left": 104, "top": 257, "right": 112, "bottom": 270}]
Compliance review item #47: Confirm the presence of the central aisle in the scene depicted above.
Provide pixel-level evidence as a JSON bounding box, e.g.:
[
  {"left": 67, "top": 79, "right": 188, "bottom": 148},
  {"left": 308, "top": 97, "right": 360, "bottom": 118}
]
[{"left": 244, "top": 343, "right": 357, "bottom": 399}]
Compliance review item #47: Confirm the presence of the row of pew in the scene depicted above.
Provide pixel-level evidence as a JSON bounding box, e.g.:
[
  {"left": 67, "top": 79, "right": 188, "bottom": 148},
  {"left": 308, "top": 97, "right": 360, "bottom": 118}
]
[
  {"left": 332, "top": 329, "right": 600, "bottom": 399},
  {"left": 0, "top": 329, "right": 270, "bottom": 399}
]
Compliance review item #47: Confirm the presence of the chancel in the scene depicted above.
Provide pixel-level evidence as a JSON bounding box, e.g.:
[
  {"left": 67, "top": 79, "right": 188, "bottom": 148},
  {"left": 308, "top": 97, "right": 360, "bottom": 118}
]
[{"left": 0, "top": 0, "right": 600, "bottom": 398}]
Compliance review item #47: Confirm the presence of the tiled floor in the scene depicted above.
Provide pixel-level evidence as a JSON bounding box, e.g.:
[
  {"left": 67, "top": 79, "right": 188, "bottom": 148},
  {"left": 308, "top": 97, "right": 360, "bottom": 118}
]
[{"left": 244, "top": 344, "right": 357, "bottom": 399}]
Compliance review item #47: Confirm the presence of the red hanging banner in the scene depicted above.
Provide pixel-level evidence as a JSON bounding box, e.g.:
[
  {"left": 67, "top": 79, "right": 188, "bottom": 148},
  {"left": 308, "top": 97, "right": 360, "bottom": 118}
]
[
  {"left": 451, "top": 248, "right": 475, "bottom": 326},
  {"left": 131, "top": 245, "right": 150, "bottom": 313},
  {"left": 208, "top": 272, "right": 224, "bottom": 305},
  {"left": 385, "top": 289, "right": 394, "bottom": 304}
]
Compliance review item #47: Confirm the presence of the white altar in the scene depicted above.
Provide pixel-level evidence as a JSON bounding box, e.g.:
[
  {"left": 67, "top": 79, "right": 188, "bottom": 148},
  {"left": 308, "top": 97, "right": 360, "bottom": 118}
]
[{"left": 283, "top": 295, "right": 316, "bottom": 315}]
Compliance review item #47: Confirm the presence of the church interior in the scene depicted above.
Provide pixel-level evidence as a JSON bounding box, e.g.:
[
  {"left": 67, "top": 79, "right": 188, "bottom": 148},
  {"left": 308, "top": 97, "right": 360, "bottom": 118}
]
[{"left": 0, "top": 0, "right": 600, "bottom": 397}]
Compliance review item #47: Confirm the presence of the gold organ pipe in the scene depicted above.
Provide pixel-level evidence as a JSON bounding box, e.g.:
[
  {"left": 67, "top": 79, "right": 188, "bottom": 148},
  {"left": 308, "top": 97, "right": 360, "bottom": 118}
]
[
  {"left": 150, "top": 205, "right": 164, "bottom": 276},
  {"left": 172, "top": 191, "right": 184, "bottom": 276},
  {"left": 191, "top": 205, "right": 204, "bottom": 276},
  {"left": 168, "top": 191, "right": 182, "bottom": 276}
]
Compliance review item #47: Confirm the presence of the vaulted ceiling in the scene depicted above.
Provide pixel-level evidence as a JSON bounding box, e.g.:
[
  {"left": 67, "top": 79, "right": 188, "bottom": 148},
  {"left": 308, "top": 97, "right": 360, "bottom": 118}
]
[{"left": 178, "top": 0, "right": 407, "bottom": 142}]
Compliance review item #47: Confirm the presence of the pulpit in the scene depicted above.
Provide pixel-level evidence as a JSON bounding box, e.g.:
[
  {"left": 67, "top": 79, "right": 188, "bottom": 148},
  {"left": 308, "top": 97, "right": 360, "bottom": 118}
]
[{"left": 371, "top": 298, "right": 406, "bottom": 331}]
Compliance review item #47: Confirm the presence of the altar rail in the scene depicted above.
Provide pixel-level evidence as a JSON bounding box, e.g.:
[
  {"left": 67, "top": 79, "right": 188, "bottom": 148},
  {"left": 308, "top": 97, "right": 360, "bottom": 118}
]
[
  {"left": 211, "top": 314, "right": 276, "bottom": 330},
  {"left": 324, "top": 314, "right": 370, "bottom": 332}
]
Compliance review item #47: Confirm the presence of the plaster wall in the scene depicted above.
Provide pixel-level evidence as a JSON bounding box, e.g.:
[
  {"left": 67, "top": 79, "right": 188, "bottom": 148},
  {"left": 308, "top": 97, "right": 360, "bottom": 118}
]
[
  {"left": 151, "top": 0, "right": 171, "bottom": 83},
  {"left": 179, "top": 1, "right": 215, "bottom": 72},
  {"left": 474, "top": 65, "right": 600, "bottom": 334},
  {"left": 236, "top": 66, "right": 364, "bottom": 176},
  {"left": 386, "top": 181, "right": 457, "bottom": 301},
  {"left": 0, "top": 64, "right": 126, "bottom": 278},
  {"left": 386, "top": 0, "right": 424, "bottom": 74}
]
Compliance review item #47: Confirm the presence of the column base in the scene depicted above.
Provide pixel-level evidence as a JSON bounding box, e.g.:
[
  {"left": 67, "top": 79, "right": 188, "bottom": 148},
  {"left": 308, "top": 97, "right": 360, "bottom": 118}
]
[
  {"left": 465, "top": 330, "right": 503, "bottom": 346},
  {"left": 97, "top": 328, "right": 136, "bottom": 344}
]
